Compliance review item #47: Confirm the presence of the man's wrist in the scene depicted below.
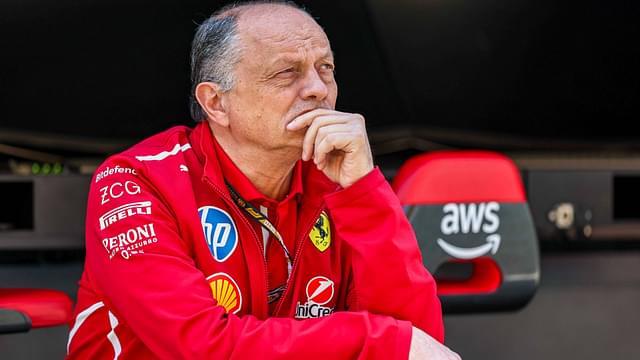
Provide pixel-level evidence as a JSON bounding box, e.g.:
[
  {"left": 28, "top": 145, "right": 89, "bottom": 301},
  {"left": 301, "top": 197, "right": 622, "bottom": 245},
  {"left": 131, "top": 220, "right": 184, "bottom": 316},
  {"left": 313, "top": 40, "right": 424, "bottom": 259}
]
[
  {"left": 396, "top": 320, "right": 414, "bottom": 360},
  {"left": 324, "top": 167, "right": 385, "bottom": 208},
  {"left": 339, "top": 165, "right": 375, "bottom": 189}
]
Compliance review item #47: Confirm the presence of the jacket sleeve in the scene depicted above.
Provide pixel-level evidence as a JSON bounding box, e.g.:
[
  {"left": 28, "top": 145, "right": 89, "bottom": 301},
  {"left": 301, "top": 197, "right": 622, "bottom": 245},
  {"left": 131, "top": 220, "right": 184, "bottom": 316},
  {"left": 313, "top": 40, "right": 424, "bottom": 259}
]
[
  {"left": 80, "top": 159, "right": 413, "bottom": 359},
  {"left": 324, "top": 167, "right": 444, "bottom": 343}
]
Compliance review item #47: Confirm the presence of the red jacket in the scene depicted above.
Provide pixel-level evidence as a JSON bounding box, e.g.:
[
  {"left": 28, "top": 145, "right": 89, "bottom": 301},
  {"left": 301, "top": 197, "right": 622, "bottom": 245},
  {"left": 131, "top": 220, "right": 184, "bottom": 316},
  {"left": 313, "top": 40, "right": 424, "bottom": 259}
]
[{"left": 66, "top": 122, "right": 443, "bottom": 359}]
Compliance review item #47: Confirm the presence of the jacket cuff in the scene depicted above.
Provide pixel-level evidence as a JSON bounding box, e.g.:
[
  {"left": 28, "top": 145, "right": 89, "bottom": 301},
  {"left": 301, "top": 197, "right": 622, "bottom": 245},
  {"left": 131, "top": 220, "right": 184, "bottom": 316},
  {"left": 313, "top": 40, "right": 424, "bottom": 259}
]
[
  {"left": 395, "top": 320, "right": 413, "bottom": 359},
  {"left": 324, "top": 167, "right": 386, "bottom": 208}
]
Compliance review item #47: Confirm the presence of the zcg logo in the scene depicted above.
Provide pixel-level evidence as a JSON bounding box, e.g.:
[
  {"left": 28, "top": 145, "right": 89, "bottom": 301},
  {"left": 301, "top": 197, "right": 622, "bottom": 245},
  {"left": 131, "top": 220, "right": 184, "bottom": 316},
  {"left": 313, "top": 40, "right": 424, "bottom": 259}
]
[
  {"left": 99, "top": 181, "right": 141, "bottom": 205},
  {"left": 198, "top": 206, "right": 238, "bottom": 262}
]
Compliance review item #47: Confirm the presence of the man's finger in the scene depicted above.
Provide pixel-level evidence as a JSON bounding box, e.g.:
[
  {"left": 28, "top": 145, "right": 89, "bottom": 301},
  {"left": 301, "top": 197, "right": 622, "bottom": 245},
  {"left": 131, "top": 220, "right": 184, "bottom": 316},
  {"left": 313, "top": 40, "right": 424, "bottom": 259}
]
[
  {"left": 303, "top": 120, "right": 353, "bottom": 161},
  {"left": 286, "top": 108, "right": 336, "bottom": 131},
  {"left": 313, "top": 131, "right": 356, "bottom": 165}
]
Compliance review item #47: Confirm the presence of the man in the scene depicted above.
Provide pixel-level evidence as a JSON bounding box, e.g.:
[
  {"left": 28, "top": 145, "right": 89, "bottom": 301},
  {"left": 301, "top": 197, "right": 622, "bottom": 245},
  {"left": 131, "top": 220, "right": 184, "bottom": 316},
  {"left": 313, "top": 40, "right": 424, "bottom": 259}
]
[{"left": 66, "top": 2, "right": 459, "bottom": 359}]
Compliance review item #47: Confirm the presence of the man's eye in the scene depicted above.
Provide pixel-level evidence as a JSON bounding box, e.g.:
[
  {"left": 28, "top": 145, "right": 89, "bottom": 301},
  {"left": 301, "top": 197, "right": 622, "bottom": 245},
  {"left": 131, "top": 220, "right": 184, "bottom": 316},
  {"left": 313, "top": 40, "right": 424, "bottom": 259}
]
[
  {"left": 277, "top": 68, "right": 295, "bottom": 76},
  {"left": 320, "top": 63, "right": 335, "bottom": 72}
]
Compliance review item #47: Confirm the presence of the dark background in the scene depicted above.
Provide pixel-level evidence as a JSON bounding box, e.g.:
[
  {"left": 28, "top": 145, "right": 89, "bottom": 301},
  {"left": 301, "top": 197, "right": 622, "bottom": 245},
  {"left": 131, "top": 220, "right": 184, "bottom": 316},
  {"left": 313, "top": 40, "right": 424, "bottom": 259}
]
[{"left": 1, "top": 0, "right": 639, "bottom": 151}]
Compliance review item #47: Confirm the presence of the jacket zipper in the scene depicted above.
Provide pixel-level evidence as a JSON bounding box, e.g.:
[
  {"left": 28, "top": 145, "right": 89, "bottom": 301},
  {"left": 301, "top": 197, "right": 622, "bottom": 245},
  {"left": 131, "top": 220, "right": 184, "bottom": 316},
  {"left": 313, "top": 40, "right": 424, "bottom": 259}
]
[
  {"left": 273, "top": 206, "right": 324, "bottom": 316},
  {"left": 203, "top": 177, "right": 270, "bottom": 314}
]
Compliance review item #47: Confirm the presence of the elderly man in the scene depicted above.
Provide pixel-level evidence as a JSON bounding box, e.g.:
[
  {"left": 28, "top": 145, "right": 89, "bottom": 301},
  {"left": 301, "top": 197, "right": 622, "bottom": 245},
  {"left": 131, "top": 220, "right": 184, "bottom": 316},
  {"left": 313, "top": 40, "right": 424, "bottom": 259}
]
[{"left": 66, "top": 2, "right": 459, "bottom": 359}]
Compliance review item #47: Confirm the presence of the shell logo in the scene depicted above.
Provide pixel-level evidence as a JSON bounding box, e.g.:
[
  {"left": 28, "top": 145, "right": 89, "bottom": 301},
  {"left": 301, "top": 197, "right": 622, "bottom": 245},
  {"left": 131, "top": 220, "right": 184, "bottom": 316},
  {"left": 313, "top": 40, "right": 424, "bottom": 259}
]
[{"left": 207, "top": 272, "right": 242, "bottom": 314}]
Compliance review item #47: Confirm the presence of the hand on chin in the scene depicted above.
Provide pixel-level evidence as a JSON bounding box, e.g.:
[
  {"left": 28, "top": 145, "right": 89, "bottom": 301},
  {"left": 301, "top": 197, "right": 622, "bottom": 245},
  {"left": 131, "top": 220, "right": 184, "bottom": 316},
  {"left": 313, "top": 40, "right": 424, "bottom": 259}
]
[{"left": 286, "top": 109, "right": 374, "bottom": 188}]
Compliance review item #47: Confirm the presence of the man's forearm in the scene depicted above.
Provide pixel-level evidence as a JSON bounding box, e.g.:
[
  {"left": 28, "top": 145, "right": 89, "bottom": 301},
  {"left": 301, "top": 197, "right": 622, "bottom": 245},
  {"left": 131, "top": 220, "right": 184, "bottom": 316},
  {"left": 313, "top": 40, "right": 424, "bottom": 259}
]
[{"left": 325, "top": 168, "right": 444, "bottom": 342}]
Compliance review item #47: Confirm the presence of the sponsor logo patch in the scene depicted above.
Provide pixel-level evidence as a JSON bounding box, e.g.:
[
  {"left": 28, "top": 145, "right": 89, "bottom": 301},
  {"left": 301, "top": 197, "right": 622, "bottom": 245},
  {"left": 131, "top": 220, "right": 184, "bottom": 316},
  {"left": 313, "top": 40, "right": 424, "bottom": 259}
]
[
  {"left": 95, "top": 165, "right": 137, "bottom": 183},
  {"left": 437, "top": 202, "right": 502, "bottom": 259},
  {"left": 207, "top": 272, "right": 242, "bottom": 314},
  {"left": 99, "top": 180, "right": 141, "bottom": 205},
  {"left": 198, "top": 206, "right": 238, "bottom": 262},
  {"left": 101, "top": 223, "right": 158, "bottom": 260},
  {"left": 98, "top": 201, "right": 152, "bottom": 230},
  {"left": 309, "top": 211, "right": 331, "bottom": 252},
  {"left": 295, "top": 276, "right": 335, "bottom": 319}
]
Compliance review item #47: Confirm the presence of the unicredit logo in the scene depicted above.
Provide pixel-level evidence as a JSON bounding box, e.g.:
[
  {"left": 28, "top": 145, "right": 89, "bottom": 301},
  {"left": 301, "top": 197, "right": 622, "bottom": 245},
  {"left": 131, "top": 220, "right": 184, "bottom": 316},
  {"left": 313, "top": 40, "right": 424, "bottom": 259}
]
[
  {"left": 296, "top": 276, "right": 334, "bottom": 319},
  {"left": 306, "top": 276, "right": 334, "bottom": 305}
]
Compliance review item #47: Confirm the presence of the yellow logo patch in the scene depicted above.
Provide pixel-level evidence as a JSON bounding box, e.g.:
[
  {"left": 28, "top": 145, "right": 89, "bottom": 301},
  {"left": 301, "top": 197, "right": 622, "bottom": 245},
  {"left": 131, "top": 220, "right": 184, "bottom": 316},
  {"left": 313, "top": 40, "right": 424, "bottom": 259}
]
[
  {"left": 207, "top": 272, "right": 242, "bottom": 314},
  {"left": 309, "top": 211, "right": 331, "bottom": 252}
]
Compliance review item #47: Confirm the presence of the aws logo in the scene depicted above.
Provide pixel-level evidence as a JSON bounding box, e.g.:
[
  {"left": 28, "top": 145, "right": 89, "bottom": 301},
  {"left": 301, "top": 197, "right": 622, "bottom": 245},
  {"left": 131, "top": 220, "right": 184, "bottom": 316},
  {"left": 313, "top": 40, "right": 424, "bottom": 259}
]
[
  {"left": 440, "top": 202, "right": 500, "bottom": 235},
  {"left": 198, "top": 206, "right": 238, "bottom": 262},
  {"left": 437, "top": 202, "right": 501, "bottom": 260},
  {"left": 207, "top": 272, "right": 242, "bottom": 314}
]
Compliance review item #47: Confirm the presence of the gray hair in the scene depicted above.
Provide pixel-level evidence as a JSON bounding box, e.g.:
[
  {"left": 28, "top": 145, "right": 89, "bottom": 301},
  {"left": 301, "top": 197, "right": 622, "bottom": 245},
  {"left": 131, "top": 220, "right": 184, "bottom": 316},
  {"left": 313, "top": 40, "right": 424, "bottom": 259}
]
[
  {"left": 189, "top": 11, "right": 241, "bottom": 121},
  {"left": 189, "top": 1, "right": 308, "bottom": 122}
]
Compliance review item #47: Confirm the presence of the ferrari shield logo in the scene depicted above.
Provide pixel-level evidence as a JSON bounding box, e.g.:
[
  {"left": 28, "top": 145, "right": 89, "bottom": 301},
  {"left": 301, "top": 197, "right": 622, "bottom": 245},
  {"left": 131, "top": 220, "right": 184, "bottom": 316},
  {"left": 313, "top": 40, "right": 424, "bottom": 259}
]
[{"left": 309, "top": 211, "right": 331, "bottom": 252}]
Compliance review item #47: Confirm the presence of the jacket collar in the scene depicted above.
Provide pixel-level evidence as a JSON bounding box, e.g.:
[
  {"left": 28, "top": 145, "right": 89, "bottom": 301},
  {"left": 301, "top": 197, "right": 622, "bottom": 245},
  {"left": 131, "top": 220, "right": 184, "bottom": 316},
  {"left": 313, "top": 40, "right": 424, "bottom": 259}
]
[
  {"left": 189, "top": 121, "right": 338, "bottom": 207},
  {"left": 211, "top": 127, "right": 303, "bottom": 205}
]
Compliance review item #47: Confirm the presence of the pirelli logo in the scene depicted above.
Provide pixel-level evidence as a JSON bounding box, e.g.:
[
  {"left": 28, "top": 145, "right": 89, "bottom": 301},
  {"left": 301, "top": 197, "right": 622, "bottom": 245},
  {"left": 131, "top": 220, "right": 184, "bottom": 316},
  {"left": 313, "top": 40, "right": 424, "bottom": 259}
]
[{"left": 99, "top": 201, "right": 152, "bottom": 230}]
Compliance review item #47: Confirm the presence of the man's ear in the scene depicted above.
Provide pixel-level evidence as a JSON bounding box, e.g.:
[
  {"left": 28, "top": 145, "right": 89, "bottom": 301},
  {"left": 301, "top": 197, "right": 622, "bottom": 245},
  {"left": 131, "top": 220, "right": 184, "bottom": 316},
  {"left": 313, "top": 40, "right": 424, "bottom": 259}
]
[{"left": 195, "top": 82, "right": 230, "bottom": 127}]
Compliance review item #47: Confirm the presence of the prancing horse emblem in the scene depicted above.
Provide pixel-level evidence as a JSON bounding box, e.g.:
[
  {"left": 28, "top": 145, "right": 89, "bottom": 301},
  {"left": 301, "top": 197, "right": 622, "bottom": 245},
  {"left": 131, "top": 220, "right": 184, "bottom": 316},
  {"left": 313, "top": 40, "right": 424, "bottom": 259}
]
[{"left": 309, "top": 211, "right": 331, "bottom": 252}]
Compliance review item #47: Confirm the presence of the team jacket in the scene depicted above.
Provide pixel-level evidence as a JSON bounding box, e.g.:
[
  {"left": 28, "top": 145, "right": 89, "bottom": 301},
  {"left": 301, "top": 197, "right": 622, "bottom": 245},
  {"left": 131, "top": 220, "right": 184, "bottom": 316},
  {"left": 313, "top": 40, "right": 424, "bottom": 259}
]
[{"left": 66, "top": 121, "right": 443, "bottom": 359}]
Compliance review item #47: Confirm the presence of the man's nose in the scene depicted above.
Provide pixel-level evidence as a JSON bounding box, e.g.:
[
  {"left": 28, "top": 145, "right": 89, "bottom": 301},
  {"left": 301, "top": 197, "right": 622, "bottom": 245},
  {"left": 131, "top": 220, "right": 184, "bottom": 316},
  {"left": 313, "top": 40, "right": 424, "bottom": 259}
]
[{"left": 300, "top": 68, "right": 329, "bottom": 101}]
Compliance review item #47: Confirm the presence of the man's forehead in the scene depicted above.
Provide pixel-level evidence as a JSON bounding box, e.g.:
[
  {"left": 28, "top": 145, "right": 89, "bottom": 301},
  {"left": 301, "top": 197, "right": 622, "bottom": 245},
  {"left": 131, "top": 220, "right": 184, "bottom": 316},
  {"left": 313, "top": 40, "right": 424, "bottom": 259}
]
[{"left": 235, "top": 4, "right": 331, "bottom": 54}]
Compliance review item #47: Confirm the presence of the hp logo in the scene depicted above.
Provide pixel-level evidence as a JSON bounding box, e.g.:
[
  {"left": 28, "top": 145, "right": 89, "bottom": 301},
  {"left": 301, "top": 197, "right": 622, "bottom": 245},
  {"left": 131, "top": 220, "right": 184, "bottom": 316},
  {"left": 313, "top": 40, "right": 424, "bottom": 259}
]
[{"left": 198, "top": 206, "right": 238, "bottom": 262}]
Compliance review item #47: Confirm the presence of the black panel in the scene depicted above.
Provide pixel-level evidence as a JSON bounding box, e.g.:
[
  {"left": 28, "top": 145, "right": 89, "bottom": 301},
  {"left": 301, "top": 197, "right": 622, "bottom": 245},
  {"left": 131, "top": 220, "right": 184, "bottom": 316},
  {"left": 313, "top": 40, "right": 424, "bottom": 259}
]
[
  {"left": 614, "top": 176, "right": 640, "bottom": 220},
  {"left": 0, "top": 0, "right": 218, "bottom": 140},
  {"left": 0, "top": 309, "right": 31, "bottom": 334},
  {"left": 0, "top": 182, "right": 33, "bottom": 231},
  {"left": 368, "top": 0, "right": 640, "bottom": 145},
  {"left": 0, "top": 0, "right": 396, "bottom": 146},
  {"left": 0, "top": 175, "right": 90, "bottom": 250},
  {"left": 2, "top": 0, "right": 639, "bottom": 150}
]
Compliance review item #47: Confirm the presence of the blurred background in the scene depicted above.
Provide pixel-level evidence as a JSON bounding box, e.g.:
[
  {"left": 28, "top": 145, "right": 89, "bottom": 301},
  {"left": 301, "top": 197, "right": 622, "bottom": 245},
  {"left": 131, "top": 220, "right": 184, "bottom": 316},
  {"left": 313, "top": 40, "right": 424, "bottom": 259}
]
[{"left": 1, "top": 0, "right": 639, "bottom": 358}]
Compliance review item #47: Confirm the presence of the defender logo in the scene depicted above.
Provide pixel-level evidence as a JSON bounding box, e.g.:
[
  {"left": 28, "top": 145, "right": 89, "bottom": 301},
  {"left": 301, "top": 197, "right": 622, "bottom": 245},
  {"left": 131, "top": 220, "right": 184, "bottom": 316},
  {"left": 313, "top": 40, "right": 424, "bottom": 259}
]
[
  {"left": 295, "top": 276, "right": 335, "bottom": 319},
  {"left": 95, "top": 165, "right": 137, "bottom": 183},
  {"left": 99, "top": 201, "right": 152, "bottom": 230},
  {"left": 198, "top": 206, "right": 238, "bottom": 262}
]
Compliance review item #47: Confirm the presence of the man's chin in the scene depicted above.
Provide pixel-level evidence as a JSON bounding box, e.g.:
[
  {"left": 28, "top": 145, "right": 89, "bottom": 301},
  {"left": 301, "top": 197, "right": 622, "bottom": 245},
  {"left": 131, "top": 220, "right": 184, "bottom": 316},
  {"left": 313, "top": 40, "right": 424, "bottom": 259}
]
[
  {"left": 285, "top": 138, "right": 305, "bottom": 159},
  {"left": 284, "top": 129, "right": 305, "bottom": 142},
  {"left": 265, "top": 134, "right": 303, "bottom": 156}
]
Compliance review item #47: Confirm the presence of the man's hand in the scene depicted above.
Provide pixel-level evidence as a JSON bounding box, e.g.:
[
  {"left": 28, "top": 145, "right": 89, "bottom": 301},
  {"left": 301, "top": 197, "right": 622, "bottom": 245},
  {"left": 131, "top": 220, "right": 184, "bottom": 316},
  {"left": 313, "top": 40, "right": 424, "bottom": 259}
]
[
  {"left": 287, "top": 109, "right": 374, "bottom": 188},
  {"left": 410, "top": 326, "right": 461, "bottom": 360}
]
